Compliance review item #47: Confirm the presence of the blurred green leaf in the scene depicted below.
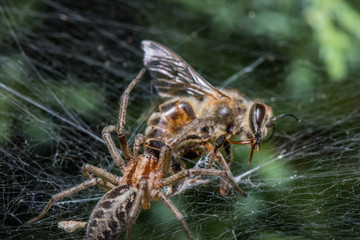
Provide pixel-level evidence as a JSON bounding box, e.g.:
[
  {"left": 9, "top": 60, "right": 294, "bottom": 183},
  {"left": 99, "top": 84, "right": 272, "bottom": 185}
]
[
  {"left": 304, "top": 0, "right": 360, "bottom": 81},
  {"left": 0, "top": 0, "right": 43, "bottom": 38},
  {"left": 49, "top": 83, "right": 105, "bottom": 116},
  {"left": 286, "top": 60, "right": 317, "bottom": 96},
  {"left": 0, "top": 94, "right": 12, "bottom": 144}
]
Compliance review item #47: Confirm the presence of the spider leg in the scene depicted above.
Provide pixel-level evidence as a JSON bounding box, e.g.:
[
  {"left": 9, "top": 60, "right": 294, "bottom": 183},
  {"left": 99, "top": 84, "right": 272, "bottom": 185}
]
[
  {"left": 126, "top": 179, "right": 147, "bottom": 240},
  {"left": 156, "top": 190, "right": 194, "bottom": 240},
  {"left": 133, "top": 134, "right": 145, "bottom": 161},
  {"left": 102, "top": 125, "right": 126, "bottom": 173},
  {"left": 167, "top": 117, "right": 219, "bottom": 147},
  {"left": 117, "top": 69, "right": 146, "bottom": 162},
  {"left": 101, "top": 69, "right": 145, "bottom": 173},
  {"left": 27, "top": 177, "right": 111, "bottom": 225},
  {"left": 82, "top": 163, "right": 120, "bottom": 189},
  {"left": 160, "top": 168, "right": 247, "bottom": 197},
  {"left": 158, "top": 116, "right": 220, "bottom": 175}
]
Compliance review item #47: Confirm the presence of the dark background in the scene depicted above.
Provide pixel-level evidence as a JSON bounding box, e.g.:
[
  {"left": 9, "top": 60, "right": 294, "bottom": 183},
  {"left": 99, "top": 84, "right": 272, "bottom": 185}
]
[{"left": 1, "top": 0, "right": 360, "bottom": 239}]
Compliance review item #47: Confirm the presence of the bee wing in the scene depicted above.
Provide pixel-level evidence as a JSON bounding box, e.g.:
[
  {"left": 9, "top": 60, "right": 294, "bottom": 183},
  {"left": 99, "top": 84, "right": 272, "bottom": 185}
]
[{"left": 141, "top": 40, "right": 227, "bottom": 99}]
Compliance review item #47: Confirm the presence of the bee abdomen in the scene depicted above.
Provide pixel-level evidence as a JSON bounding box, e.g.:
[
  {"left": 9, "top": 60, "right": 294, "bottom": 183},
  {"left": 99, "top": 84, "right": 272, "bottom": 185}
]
[
  {"left": 145, "top": 112, "right": 168, "bottom": 139},
  {"left": 161, "top": 100, "right": 196, "bottom": 127},
  {"left": 86, "top": 185, "right": 138, "bottom": 240},
  {"left": 146, "top": 100, "right": 196, "bottom": 139}
]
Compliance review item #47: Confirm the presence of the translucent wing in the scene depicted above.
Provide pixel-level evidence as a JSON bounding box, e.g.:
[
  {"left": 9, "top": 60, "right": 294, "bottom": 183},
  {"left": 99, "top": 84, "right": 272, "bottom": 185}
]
[{"left": 141, "top": 40, "right": 228, "bottom": 99}]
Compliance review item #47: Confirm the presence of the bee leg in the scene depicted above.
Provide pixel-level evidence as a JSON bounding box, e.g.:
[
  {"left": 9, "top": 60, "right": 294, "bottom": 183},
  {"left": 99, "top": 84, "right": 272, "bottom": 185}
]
[
  {"left": 208, "top": 134, "right": 226, "bottom": 168},
  {"left": 219, "top": 140, "right": 233, "bottom": 195},
  {"left": 204, "top": 144, "right": 232, "bottom": 195},
  {"left": 158, "top": 117, "right": 222, "bottom": 177},
  {"left": 206, "top": 135, "right": 233, "bottom": 196},
  {"left": 214, "top": 151, "right": 232, "bottom": 196},
  {"left": 158, "top": 117, "right": 212, "bottom": 175},
  {"left": 223, "top": 139, "right": 233, "bottom": 169},
  {"left": 166, "top": 156, "right": 188, "bottom": 196}
]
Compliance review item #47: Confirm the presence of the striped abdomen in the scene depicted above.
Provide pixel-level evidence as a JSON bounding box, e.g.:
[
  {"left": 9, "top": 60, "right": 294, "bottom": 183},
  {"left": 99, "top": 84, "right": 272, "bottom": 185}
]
[
  {"left": 145, "top": 99, "right": 197, "bottom": 140},
  {"left": 86, "top": 185, "right": 138, "bottom": 240}
]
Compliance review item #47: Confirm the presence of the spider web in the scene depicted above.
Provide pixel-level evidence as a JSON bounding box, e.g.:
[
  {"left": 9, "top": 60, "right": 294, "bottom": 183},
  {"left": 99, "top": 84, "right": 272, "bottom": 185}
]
[{"left": 1, "top": 1, "right": 360, "bottom": 239}]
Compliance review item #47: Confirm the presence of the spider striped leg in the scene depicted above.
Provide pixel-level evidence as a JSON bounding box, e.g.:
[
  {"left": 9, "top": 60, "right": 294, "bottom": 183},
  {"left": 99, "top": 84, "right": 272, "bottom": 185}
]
[
  {"left": 102, "top": 125, "right": 127, "bottom": 173},
  {"left": 126, "top": 179, "right": 148, "bottom": 240},
  {"left": 157, "top": 190, "right": 194, "bottom": 240},
  {"left": 157, "top": 116, "right": 222, "bottom": 175},
  {"left": 82, "top": 163, "right": 119, "bottom": 190},
  {"left": 160, "top": 168, "right": 247, "bottom": 197},
  {"left": 133, "top": 134, "right": 145, "bottom": 162},
  {"left": 27, "top": 178, "right": 113, "bottom": 225},
  {"left": 102, "top": 69, "right": 145, "bottom": 173},
  {"left": 117, "top": 69, "right": 146, "bottom": 162}
]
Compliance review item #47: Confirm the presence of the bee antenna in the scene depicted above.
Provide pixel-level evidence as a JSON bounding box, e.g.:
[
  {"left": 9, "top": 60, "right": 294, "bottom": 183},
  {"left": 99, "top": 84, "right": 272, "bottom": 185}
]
[{"left": 266, "top": 113, "right": 301, "bottom": 128}]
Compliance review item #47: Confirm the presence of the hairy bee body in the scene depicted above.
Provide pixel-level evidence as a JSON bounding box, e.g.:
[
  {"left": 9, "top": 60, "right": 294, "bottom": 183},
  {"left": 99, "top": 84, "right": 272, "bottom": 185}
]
[
  {"left": 145, "top": 89, "right": 273, "bottom": 162},
  {"left": 146, "top": 94, "right": 239, "bottom": 145},
  {"left": 146, "top": 98, "right": 197, "bottom": 140},
  {"left": 142, "top": 40, "right": 298, "bottom": 172}
]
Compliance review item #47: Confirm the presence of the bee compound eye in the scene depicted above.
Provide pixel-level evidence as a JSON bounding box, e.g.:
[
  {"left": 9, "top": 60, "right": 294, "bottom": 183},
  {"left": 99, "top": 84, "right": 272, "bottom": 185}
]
[
  {"left": 249, "top": 103, "right": 266, "bottom": 133},
  {"left": 255, "top": 104, "right": 266, "bottom": 125}
]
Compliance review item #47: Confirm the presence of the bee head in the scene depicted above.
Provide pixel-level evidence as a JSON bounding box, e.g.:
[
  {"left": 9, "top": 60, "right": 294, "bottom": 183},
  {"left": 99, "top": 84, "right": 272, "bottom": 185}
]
[
  {"left": 230, "top": 103, "right": 300, "bottom": 165},
  {"left": 243, "top": 103, "right": 270, "bottom": 164},
  {"left": 249, "top": 103, "right": 268, "bottom": 150},
  {"left": 248, "top": 103, "right": 301, "bottom": 164}
]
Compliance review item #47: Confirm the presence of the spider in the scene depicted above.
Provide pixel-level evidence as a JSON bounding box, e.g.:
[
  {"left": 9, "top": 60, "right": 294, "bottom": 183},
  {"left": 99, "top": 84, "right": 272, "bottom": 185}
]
[{"left": 27, "top": 69, "right": 246, "bottom": 240}]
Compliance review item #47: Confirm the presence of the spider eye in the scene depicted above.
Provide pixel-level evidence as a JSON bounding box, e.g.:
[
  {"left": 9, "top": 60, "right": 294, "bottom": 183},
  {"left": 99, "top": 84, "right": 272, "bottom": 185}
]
[{"left": 249, "top": 103, "right": 266, "bottom": 133}]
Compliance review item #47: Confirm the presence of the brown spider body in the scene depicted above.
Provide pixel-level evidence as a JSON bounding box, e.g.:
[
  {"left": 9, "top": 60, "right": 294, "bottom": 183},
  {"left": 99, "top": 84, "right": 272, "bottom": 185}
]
[
  {"left": 121, "top": 153, "right": 162, "bottom": 193},
  {"left": 86, "top": 153, "right": 165, "bottom": 240},
  {"left": 87, "top": 185, "right": 137, "bottom": 240}
]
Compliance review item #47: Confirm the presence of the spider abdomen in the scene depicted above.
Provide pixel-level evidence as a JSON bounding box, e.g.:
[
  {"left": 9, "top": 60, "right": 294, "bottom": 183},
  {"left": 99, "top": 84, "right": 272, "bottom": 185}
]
[{"left": 86, "top": 185, "right": 138, "bottom": 240}]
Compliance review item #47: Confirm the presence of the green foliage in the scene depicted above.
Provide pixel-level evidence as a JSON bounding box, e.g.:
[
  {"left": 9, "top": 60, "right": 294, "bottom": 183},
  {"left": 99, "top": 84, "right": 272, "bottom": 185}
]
[
  {"left": 304, "top": 0, "right": 360, "bottom": 81},
  {"left": 286, "top": 60, "right": 318, "bottom": 96},
  {"left": 0, "top": 55, "right": 104, "bottom": 147},
  {"left": 0, "top": 93, "right": 12, "bottom": 143},
  {"left": 0, "top": 0, "right": 43, "bottom": 39},
  {"left": 164, "top": 0, "right": 360, "bottom": 84}
]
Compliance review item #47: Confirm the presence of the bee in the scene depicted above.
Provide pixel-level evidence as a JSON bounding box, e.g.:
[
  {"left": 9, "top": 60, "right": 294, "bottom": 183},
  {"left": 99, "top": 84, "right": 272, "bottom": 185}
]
[{"left": 141, "top": 40, "right": 300, "bottom": 194}]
